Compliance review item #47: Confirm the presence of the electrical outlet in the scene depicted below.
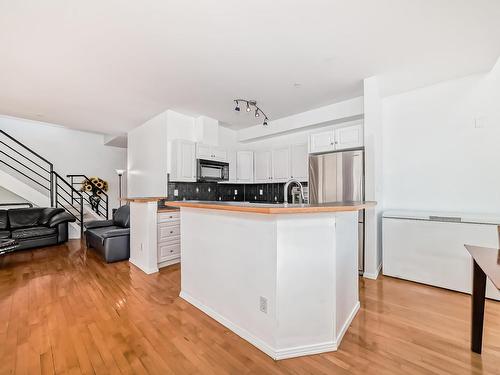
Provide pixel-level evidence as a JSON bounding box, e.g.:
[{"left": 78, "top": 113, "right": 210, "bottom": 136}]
[
  {"left": 174, "top": 189, "right": 179, "bottom": 197},
  {"left": 208, "top": 187, "right": 211, "bottom": 192},
  {"left": 259, "top": 296, "right": 268, "bottom": 314},
  {"left": 234, "top": 189, "right": 238, "bottom": 195},
  {"left": 259, "top": 189, "right": 263, "bottom": 195},
  {"left": 196, "top": 187, "right": 199, "bottom": 193}
]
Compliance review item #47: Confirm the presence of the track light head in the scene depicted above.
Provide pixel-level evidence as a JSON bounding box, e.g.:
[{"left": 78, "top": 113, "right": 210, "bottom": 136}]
[{"left": 233, "top": 99, "right": 269, "bottom": 126}]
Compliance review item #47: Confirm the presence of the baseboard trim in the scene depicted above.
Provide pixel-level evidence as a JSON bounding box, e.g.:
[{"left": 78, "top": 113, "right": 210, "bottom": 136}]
[
  {"left": 180, "top": 290, "right": 343, "bottom": 360},
  {"left": 273, "top": 341, "right": 337, "bottom": 360},
  {"left": 335, "top": 301, "right": 360, "bottom": 346},
  {"left": 158, "top": 257, "right": 180, "bottom": 269},
  {"left": 363, "top": 262, "right": 382, "bottom": 280},
  {"left": 129, "top": 258, "right": 159, "bottom": 274}
]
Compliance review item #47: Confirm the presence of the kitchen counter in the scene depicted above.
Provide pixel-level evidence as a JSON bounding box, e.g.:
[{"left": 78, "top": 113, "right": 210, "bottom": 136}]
[
  {"left": 176, "top": 199, "right": 375, "bottom": 359},
  {"left": 157, "top": 206, "right": 180, "bottom": 213},
  {"left": 167, "top": 200, "right": 375, "bottom": 214},
  {"left": 122, "top": 197, "right": 166, "bottom": 203}
]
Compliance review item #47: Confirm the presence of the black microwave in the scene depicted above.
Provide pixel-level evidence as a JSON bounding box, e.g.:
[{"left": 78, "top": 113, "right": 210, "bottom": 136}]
[{"left": 197, "top": 159, "right": 229, "bottom": 182}]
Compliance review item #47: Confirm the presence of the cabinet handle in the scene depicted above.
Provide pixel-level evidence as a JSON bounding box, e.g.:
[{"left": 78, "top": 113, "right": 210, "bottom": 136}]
[{"left": 170, "top": 230, "right": 174, "bottom": 234}]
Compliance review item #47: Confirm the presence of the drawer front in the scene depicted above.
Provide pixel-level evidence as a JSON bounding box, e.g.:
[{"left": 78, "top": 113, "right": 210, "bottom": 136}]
[
  {"left": 158, "top": 243, "right": 180, "bottom": 261},
  {"left": 158, "top": 224, "right": 180, "bottom": 241},
  {"left": 158, "top": 235, "right": 180, "bottom": 246},
  {"left": 158, "top": 212, "right": 180, "bottom": 223}
]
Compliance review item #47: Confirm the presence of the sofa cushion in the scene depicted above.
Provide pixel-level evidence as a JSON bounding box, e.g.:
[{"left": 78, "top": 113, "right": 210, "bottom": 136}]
[
  {"left": 8, "top": 208, "right": 64, "bottom": 229},
  {"left": 11, "top": 226, "right": 57, "bottom": 240},
  {"left": 87, "top": 225, "right": 123, "bottom": 238},
  {"left": 0, "top": 210, "right": 7, "bottom": 230},
  {"left": 113, "top": 205, "right": 130, "bottom": 228},
  {"left": 0, "top": 230, "right": 10, "bottom": 239}
]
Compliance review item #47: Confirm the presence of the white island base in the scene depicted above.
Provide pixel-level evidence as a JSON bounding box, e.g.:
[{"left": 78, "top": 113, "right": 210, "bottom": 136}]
[{"left": 179, "top": 207, "right": 360, "bottom": 360}]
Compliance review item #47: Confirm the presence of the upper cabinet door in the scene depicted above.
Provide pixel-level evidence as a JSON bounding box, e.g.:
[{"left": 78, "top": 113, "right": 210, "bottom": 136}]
[
  {"left": 212, "top": 147, "right": 228, "bottom": 162},
  {"left": 196, "top": 143, "right": 228, "bottom": 162},
  {"left": 227, "top": 150, "right": 237, "bottom": 182},
  {"left": 309, "top": 130, "right": 335, "bottom": 153},
  {"left": 171, "top": 140, "right": 196, "bottom": 182},
  {"left": 180, "top": 141, "right": 196, "bottom": 181},
  {"left": 236, "top": 151, "right": 254, "bottom": 182},
  {"left": 272, "top": 147, "right": 290, "bottom": 182},
  {"left": 196, "top": 143, "right": 212, "bottom": 160},
  {"left": 335, "top": 124, "right": 363, "bottom": 150},
  {"left": 290, "top": 143, "right": 308, "bottom": 181},
  {"left": 254, "top": 150, "right": 272, "bottom": 182}
]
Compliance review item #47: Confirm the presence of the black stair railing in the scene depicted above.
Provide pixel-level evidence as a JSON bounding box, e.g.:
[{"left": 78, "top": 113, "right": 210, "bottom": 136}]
[
  {"left": 0, "top": 129, "right": 54, "bottom": 206},
  {"left": 0, "top": 129, "right": 84, "bottom": 234},
  {"left": 53, "top": 172, "right": 84, "bottom": 233},
  {"left": 67, "top": 174, "right": 109, "bottom": 219}
]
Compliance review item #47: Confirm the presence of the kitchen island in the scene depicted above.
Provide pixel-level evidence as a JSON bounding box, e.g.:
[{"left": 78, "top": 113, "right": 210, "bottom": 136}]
[{"left": 167, "top": 200, "right": 375, "bottom": 360}]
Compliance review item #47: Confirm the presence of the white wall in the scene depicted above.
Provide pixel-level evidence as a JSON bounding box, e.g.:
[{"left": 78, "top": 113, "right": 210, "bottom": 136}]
[
  {"left": 382, "top": 67, "right": 500, "bottom": 215},
  {"left": 0, "top": 116, "right": 127, "bottom": 209},
  {"left": 127, "top": 111, "right": 168, "bottom": 197},
  {"left": 0, "top": 186, "right": 27, "bottom": 204}
]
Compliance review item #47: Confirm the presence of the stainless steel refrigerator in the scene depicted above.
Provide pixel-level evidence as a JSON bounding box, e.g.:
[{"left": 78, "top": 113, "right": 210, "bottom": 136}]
[{"left": 308, "top": 150, "right": 365, "bottom": 272}]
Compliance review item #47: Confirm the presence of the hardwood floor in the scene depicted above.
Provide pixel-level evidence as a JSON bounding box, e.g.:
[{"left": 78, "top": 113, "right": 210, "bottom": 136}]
[{"left": 1, "top": 241, "right": 500, "bottom": 374}]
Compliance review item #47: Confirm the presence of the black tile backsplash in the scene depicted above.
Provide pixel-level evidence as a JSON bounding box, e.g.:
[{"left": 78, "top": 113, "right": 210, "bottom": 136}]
[{"left": 162, "top": 181, "right": 307, "bottom": 205}]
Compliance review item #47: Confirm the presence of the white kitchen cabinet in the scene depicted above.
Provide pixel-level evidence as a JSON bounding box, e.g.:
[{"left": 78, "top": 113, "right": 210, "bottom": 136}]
[
  {"left": 290, "top": 143, "right": 308, "bottom": 181},
  {"left": 236, "top": 151, "right": 254, "bottom": 182},
  {"left": 157, "top": 211, "right": 181, "bottom": 267},
  {"left": 383, "top": 211, "right": 500, "bottom": 301},
  {"left": 309, "top": 123, "right": 363, "bottom": 153},
  {"left": 226, "top": 150, "right": 237, "bottom": 182},
  {"left": 196, "top": 143, "right": 227, "bottom": 162},
  {"left": 271, "top": 147, "right": 290, "bottom": 182},
  {"left": 170, "top": 140, "right": 196, "bottom": 182},
  {"left": 254, "top": 150, "right": 273, "bottom": 182},
  {"left": 196, "top": 143, "right": 212, "bottom": 160},
  {"left": 309, "top": 130, "right": 335, "bottom": 153},
  {"left": 335, "top": 124, "right": 363, "bottom": 150}
]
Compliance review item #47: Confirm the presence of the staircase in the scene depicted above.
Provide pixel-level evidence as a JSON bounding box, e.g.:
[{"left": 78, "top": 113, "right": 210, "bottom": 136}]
[{"left": 0, "top": 129, "right": 109, "bottom": 238}]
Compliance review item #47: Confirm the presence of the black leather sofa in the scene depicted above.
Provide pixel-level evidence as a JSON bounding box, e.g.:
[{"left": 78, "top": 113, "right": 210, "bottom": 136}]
[
  {"left": 84, "top": 205, "right": 130, "bottom": 263},
  {"left": 0, "top": 207, "right": 76, "bottom": 250}
]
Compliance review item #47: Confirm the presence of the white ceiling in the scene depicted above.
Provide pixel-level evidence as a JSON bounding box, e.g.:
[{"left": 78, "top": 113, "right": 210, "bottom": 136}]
[{"left": 0, "top": 0, "right": 499, "bottom": 134}]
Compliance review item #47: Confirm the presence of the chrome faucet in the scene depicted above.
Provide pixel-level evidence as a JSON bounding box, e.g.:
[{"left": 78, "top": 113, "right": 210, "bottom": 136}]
[{"left": 284, "top": 178, "right": 305, "bottom": 205}]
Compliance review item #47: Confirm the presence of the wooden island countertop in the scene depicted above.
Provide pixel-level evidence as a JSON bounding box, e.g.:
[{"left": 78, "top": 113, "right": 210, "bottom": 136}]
[
  {"left": 166, "top": 200, "right": 375, "bottom": 214},
  {"left": 121, "top": 197, "right": 166, "bottom": 203}
]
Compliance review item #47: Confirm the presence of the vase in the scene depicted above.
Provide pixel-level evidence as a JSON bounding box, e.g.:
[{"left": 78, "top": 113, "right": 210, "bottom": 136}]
[{"left": 89, "top": 193, "right": 101, "bottom": 213}]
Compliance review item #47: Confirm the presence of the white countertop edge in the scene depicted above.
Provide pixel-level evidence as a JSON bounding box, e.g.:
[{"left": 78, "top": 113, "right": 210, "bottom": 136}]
[{"left": 383, "top": 209, "right": 500, "bottom": 226}]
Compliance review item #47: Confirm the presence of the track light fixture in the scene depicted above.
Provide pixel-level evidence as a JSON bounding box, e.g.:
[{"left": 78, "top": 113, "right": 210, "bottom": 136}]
[{"left": 233, "top": 99, "right": 269, "bottom": 126}]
